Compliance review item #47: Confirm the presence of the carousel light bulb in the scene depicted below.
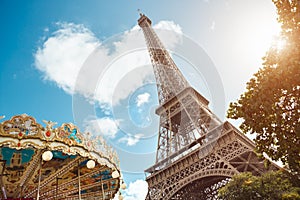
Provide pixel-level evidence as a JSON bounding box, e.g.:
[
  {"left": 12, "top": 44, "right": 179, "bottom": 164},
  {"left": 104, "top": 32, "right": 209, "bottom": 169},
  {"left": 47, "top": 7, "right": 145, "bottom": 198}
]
[
  {"left": 118, "top": 194, "right": 124, "bottom": 200},
  {"left": 112, "top": 170, "right": 120, "bottom": 178},
  {"left": 42, "top": 150, "right": 53, "bottom": 161},
  {"left": 86, "top": 160, "right": 95, "bottom": 169},
  {"left": 120, "top": 182, "right": 127, "bottom": 190}
]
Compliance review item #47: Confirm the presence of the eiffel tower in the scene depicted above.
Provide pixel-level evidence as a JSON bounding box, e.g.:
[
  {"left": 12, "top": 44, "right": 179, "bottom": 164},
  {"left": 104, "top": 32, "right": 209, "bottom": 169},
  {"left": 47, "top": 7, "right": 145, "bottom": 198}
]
[{"left": 138, "top": 13, "right": 279, "bottom": 199}]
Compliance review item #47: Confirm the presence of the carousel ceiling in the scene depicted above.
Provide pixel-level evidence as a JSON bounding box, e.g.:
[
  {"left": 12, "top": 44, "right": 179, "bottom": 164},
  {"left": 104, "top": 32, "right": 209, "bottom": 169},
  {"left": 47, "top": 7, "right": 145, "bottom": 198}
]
[{"left": 0, "top": 114, "right": 123, "bottom": 200}]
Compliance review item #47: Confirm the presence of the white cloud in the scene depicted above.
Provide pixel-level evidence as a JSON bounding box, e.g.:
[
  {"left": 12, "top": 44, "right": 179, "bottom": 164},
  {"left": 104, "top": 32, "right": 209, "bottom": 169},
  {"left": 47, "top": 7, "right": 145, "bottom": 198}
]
[
  {"left": 34, "top": 21, "right": 182, "bottom": 107},
  {"left": 92, "top": 50, "right": 153, "bottom": 106},
  {"left": 35, "top": 22, "right": 100, "bottom": 94},
  {"left": 154, "top": 20, "right": 182, "bottom": 34},
  {"left": 119, "top": 179, "right": 148, "bottom": 200},
  {"left": 118, "top": 134, "right": 143, "bottom": 146},
  {"left": 84, "top": 117, "right": 119, "bottom": 138},
  {"left": 153, "top": 21, "right": 183, "bottom": 50},
  {"left": 136, "top": 92, "right": 150, "bottom": 107}
]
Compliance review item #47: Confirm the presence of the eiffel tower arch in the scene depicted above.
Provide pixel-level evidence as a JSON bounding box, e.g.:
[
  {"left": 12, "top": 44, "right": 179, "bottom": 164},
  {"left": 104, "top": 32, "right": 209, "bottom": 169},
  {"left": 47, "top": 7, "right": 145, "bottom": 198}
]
[{"left": 137, "top": 13, "right": 279, "bottom": 199}]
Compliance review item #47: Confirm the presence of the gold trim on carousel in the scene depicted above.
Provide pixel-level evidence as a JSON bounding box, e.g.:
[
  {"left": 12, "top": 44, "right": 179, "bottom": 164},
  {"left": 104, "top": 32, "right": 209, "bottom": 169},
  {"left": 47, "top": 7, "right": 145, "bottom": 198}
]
[{"left": 0, "top": 114, "right": 120, "bottom": 170}]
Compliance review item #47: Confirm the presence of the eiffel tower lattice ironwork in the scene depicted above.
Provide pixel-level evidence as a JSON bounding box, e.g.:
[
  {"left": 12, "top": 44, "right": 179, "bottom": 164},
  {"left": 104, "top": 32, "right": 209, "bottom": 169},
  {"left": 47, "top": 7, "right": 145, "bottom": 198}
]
[{"left": 138, "top": 13, "right": 279, "bottom": 200}]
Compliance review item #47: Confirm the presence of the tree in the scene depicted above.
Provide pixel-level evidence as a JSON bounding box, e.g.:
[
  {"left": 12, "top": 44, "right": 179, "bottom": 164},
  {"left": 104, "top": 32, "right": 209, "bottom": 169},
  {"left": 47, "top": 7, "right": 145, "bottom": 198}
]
[
  {"left": 227, "top": 0, "right": 300, "bottom": 173},
  {"left": 218, "top": 171, "right": 300, "bottom": 200}
]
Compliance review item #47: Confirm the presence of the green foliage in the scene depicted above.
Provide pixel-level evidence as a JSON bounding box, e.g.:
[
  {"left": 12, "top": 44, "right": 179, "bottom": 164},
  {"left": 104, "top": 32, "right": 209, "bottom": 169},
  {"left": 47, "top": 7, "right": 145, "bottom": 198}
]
[
  {"left": 218, "top": 171, "right": 300, "bottom": 200},
  {"left": 227, "top": 0, "right": 300, "bottom": 173}
]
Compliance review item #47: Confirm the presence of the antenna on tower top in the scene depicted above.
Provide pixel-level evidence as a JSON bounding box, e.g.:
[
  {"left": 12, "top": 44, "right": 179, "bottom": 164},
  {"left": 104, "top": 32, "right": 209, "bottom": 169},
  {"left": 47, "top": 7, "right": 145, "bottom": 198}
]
[{"left": 137, "top": 9, "right": 143, "bottom": 16}]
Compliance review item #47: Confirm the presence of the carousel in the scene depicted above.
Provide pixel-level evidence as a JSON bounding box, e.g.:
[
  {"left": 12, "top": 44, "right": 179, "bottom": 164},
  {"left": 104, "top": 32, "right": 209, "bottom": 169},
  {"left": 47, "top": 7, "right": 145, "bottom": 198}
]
[{"left": 0, "top": 114, "right": 125, "bottom": 200}]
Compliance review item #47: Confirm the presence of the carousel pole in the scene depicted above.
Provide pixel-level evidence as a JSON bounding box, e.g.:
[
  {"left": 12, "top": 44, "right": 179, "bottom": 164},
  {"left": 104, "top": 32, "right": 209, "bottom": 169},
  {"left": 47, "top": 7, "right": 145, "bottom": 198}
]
[
  {"left": 36, "top": 157, "right": 42, "bottom": 200},
  {"left": 0, "top": 160, "right": 7, "bottom": 199},
  {"left": 37, "top": 150, "right": 53, "bottom": 199},
  {"left": 101, "top": 177, "right": 105, "bottom": 199},
  {"left": 78, "top": 160, "right": 82, "bottom": 200},
  {"left": 19, "top": 186, "right": 21, "bottom": 199}
]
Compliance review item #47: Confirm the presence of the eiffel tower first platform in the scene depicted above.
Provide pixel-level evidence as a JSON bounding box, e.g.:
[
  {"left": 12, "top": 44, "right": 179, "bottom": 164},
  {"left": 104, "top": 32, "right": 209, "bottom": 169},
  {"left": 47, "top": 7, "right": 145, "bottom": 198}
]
[{"left": 138, "top": 13, "right": 279, "bottom": 199}]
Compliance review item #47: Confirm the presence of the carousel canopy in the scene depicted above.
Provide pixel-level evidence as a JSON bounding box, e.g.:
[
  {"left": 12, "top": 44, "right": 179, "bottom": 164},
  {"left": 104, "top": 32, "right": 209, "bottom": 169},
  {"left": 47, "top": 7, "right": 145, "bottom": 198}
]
[{"left": 0, "top": 114, "right": 122, "bottom": 200}]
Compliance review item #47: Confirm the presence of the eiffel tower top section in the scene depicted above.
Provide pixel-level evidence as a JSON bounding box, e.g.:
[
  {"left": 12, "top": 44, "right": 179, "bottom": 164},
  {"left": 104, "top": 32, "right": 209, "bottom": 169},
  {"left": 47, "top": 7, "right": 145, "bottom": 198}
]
[{"left": 138, "top": 13, "right": 190, "bottom": 105}]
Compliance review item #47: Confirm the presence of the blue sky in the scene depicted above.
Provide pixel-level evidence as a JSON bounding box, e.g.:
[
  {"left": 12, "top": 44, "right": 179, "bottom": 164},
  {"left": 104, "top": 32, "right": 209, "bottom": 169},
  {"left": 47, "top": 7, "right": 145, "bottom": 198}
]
[{"left": 0, "top": 1, "right": 280, "bottom": 199}]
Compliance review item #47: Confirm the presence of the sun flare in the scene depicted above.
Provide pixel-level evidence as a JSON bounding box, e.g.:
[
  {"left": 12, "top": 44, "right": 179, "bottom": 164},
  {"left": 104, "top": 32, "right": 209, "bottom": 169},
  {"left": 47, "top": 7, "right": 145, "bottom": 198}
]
[
  {"left": 273, "top": 37, "right": 286, "bottom": 51},
  {"left": 251, "top": 20, "right": 282, "bottom": 55}
]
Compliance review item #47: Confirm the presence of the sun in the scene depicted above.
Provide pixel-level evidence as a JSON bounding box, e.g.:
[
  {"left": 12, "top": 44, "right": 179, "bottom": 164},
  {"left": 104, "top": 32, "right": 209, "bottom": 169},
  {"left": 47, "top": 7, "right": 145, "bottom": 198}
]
[{"left": 250, "top": 19, "right": 282, "bottom": 55}]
